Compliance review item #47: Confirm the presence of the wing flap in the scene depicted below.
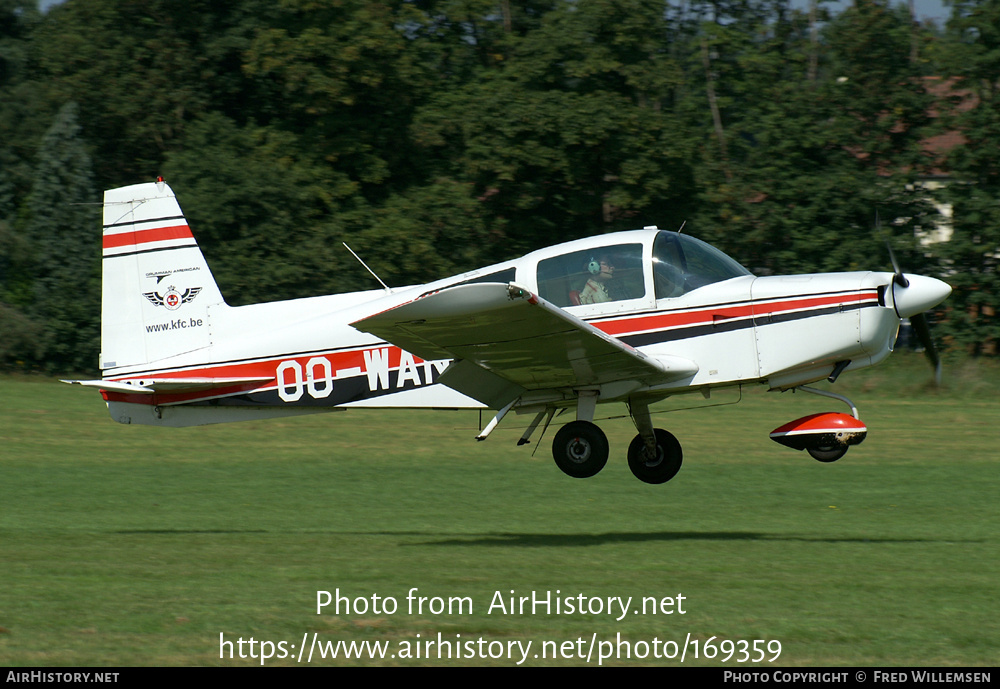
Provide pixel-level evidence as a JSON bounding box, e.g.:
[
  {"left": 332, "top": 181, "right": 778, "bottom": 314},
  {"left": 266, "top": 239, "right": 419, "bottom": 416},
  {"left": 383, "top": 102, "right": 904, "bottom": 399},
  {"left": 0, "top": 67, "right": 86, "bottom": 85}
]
[{"left": 352, "top": 283, "right": 696, "bottom": 392}]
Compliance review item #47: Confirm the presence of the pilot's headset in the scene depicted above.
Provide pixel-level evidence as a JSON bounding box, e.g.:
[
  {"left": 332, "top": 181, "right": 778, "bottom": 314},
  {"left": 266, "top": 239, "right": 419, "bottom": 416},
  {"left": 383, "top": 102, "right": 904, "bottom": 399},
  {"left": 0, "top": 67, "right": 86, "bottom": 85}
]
[{"left": 587, "top": 257, "right": 601, "bottom": 275}]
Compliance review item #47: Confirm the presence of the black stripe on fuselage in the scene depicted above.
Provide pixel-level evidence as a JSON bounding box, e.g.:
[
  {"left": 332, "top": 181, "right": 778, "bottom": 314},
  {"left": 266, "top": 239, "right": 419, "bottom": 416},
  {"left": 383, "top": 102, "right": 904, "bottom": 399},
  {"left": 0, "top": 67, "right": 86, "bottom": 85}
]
[
  {"left": 618, "top": 300, "right": 880, "bottom": 348},
  {"left": 185, "top": 369, "right": 440, "bottom": 408}
]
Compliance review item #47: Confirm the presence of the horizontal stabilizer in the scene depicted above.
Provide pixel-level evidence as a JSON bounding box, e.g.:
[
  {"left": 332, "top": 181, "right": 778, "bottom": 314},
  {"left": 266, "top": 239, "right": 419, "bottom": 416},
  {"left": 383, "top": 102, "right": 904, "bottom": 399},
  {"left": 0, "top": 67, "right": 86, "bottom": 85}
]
[{"left": 63, "top": 377, "right": 272, "bottom": 395}]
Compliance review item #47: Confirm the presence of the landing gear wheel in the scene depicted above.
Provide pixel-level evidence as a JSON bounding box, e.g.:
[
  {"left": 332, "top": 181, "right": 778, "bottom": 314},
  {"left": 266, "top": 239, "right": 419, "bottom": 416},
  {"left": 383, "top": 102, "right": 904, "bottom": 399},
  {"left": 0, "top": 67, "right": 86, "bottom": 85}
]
[
  {"left": 552, "top": 421, "right": 609, "bottom": 478},
  {"left": 807, "top": 444, "right": 848, "bottom": 462},
  {"left": 627, "top": 429, "right": 683, "bottom": 484}
]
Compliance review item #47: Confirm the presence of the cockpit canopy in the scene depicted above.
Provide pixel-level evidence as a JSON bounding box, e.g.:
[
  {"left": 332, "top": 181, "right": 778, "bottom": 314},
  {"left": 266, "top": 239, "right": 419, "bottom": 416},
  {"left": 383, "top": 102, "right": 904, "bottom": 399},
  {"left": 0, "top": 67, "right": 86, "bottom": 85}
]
[
  {"left": 651, "top": 230, "right": 752, "bottom": 299},
  {"left": 536, "top": 230, "right": 751, "bottom": 308}
]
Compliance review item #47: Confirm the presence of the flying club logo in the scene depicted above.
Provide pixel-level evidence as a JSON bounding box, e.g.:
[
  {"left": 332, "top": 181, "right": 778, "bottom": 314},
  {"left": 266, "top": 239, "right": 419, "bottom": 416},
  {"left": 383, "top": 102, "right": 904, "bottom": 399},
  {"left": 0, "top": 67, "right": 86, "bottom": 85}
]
[
  {"left": 143, "top": 285, "right": 202, "bottom": 311},
  {"left": 142, "top": 268, "right": 203, "bottom": 311}
]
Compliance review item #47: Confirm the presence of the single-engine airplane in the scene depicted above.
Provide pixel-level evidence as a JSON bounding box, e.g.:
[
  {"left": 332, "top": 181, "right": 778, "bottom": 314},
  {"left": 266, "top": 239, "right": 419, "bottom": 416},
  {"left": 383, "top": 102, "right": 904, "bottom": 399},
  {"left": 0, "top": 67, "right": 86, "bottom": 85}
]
[{"left": 67, "top": 180, "right": 951, "bottom": 484}]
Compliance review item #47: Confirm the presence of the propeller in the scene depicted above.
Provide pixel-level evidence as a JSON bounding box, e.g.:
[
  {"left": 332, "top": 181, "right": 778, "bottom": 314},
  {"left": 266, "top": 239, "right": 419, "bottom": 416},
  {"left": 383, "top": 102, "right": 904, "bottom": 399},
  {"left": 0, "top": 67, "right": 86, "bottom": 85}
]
[
  {"left": 909, "top": 311, "right": 941, "bottom": 385},
  {"left": 878, "top": 213, "right": 949, "bottom": 385}
]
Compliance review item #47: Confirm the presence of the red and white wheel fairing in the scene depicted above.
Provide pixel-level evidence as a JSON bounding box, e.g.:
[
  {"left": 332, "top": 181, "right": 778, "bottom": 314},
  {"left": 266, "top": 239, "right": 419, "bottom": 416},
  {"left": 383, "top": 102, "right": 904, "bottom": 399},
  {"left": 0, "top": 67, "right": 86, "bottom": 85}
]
[{"left": 769, "top": 412, "right": 868, "bottom": 452}]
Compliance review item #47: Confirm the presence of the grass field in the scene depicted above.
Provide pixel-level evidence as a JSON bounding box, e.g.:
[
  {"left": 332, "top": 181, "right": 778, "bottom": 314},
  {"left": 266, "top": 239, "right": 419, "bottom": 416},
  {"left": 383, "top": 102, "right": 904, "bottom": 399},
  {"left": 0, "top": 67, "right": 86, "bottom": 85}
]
[{"left": 1, "top": 353, "right": 997, "bottom": 666}]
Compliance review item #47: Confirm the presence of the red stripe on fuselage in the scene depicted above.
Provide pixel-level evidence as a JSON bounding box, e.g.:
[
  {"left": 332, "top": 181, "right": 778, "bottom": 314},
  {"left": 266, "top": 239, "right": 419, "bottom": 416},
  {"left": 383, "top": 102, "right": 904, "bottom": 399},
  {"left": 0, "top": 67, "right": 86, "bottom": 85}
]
[
  {"left": 102, "top": 224, "right": 193, "bottom": 250},
  {"left": 593, "top": 291, "right": 877, "bottom": 337},
  {"left": 594, "top": 303, "right": 755, "bottom": 336},
  {"left": 101, "top": 346, "right": 421, "bottom": 406},
  {"left": 101, "top": 291, "right": 880, "bottom": 405}
]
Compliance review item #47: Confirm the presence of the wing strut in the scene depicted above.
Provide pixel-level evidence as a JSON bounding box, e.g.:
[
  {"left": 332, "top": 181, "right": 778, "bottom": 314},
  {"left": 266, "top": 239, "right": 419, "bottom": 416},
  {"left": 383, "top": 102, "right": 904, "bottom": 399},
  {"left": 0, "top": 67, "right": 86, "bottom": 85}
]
[
  {"left": 475, "top": 397, "right": 519, "bottom": 441},
  {"left": 517, "top": 409, "right": 551, "bottom": 446}
]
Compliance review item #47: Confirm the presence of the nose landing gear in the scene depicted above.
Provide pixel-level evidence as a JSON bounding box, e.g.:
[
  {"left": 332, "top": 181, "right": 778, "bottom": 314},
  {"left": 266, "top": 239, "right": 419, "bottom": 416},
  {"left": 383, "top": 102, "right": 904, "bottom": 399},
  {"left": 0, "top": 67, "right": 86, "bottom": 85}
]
[{"left": 769, "top": 386, "right": 867, "bottom": 462}]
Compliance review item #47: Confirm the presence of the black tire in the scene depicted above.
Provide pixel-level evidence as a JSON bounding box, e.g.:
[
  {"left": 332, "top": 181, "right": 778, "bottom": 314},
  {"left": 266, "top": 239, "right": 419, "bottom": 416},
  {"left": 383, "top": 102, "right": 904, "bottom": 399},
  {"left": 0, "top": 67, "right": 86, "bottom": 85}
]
[
  {"left": 627, "top": 429, "right": 683, "bottom": 484},
  {"left": 807, "top": 444, "right": 848, "bottom": 462},
  {"left": 552, "top": 421, "right": 609, "bottom": 479}
]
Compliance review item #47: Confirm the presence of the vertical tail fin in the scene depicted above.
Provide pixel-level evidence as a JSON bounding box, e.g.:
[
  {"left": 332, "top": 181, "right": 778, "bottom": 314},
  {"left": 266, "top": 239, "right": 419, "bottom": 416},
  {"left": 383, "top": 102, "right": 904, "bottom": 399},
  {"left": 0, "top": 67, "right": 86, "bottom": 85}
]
[{"left": 101, "top": 180, "right": 225, "bottom": 373}]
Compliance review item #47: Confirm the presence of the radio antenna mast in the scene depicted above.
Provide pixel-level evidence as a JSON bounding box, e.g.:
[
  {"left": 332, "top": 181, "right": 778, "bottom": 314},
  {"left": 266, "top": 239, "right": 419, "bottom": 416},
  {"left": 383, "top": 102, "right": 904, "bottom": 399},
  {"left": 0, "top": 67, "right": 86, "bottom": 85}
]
[{"left": 343, "top": 243, "right": 391, "bottom": 293}]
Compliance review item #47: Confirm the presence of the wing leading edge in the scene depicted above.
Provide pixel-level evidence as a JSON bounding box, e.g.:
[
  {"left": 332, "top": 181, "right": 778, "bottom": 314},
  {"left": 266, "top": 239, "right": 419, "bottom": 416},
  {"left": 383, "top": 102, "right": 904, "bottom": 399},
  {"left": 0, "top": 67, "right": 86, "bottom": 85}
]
[{"left": 351, "top": 283, "right": 697, "bottom": 407}]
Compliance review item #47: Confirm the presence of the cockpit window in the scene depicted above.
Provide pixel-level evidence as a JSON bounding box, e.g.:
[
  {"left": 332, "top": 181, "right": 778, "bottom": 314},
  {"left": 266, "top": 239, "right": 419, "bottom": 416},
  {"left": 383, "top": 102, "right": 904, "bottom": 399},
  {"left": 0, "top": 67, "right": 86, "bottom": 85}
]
[
  {"left": 537, "top": 243, "right": 645, "bottom": 307},
  {"left": 653, "top": 231, "right": 751, "bottom": 299}
]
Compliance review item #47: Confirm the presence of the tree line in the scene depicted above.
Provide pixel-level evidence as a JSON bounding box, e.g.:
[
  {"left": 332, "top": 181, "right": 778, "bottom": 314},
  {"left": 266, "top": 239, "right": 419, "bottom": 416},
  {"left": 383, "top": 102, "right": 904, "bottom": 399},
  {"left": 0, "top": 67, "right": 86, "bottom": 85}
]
[{"left": 1, "top": 0, "right": 998, "bottom": 374}]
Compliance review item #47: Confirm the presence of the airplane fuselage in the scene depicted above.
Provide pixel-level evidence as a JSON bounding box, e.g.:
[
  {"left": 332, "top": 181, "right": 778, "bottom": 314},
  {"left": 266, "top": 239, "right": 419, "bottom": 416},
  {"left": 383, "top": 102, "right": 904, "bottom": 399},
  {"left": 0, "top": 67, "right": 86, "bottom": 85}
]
[
  {"left": 99, "top": 226, "right": 904, "bottom": 425},
  {"left": 68, "top": 181, "right": 950, "bottom": 482}
]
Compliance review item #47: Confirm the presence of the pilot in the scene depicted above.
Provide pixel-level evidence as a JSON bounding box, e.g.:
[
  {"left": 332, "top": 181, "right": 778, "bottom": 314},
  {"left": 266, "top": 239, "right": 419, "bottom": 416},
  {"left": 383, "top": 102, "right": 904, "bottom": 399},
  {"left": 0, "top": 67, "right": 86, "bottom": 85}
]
[{"left": 579, "top": 255, "right": 616, "bottom": 304}]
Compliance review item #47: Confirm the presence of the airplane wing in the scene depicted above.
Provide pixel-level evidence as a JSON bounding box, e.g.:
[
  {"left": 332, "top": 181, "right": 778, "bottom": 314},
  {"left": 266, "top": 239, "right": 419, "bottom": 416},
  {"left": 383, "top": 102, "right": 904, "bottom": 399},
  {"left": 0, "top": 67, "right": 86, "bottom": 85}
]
[{"left": 351, "top": 283, "right": 697, "bottom": 407}]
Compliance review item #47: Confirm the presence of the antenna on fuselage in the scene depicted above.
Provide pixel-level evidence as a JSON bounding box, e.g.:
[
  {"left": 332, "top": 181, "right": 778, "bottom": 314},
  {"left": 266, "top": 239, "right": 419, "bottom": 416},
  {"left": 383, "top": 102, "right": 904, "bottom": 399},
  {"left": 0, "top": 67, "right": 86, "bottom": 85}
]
[{"left": 343, "top": 243, "right": 392, "bottom": 293}]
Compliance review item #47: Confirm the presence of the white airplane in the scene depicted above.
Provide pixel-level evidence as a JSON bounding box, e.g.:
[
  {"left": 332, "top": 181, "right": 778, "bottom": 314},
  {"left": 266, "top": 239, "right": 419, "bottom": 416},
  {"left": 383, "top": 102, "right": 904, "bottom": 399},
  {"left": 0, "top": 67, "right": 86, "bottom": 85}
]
[{"left": 66, "top": 180, "right": 951, "bottom": 484}]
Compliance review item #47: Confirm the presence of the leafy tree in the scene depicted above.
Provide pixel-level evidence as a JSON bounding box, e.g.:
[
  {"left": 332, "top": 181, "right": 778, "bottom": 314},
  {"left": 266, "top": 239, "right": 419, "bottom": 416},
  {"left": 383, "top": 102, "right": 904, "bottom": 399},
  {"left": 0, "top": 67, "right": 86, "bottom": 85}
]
[
  {"left": 936, "top": 0, "right": 1000, "bottom": 354},
  {"left": 686, "top": 0, "right": 938, "bottom": 278},
  {"left": 0, "top": 0, "right": 43, "bottom": 359},
  {"left": 24, "top": 102, "right": 100, "bottom": 373},
  {"left": 411, "top": 0, "right": 699, "bottom": 258},
  {"left": 0, "top": 0, "right": 42, "bottom": 216},
  {"left": 161, "top": 113, "right": 356, "bottom": 303},
  {"left": 31, "top": 0, "right": 275, "bottom": 185},
  {"left": 242, "top": 0, "right": 438, "bottom": 202},
  {"left": 825, "top": 0, "right": 934, "bottom": 168},
  {"left": 345, "top": 177, "right": 494, "bottom": 286}
]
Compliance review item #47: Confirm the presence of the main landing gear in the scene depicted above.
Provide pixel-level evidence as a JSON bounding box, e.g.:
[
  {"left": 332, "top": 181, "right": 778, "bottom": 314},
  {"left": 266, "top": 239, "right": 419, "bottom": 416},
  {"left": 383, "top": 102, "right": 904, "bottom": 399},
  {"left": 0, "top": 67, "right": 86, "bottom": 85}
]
[
  {"left": 625, "top": 399, "right": 682, "bottom": 484},
  {"left": 552, "top": 421, "right": 608, "bottom": 478},
  {"left": 626, "top": 427, "right": 683, "bottom": 484},
  {"left": 548, "top": 396, "right": 683, "bottom": 485}
]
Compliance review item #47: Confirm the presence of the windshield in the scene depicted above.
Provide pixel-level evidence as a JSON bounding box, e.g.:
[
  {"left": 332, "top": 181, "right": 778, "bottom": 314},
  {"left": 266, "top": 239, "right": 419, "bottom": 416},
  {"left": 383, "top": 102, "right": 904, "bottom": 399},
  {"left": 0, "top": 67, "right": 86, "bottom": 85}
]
[{"left": 652, "top": 231, "right": 752, "bottom": 299}]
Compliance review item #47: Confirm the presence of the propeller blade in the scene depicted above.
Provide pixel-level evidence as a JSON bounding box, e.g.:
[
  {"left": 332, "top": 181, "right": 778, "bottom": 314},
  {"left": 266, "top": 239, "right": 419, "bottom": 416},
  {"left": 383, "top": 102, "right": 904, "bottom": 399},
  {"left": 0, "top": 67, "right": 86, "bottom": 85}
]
[
  {"left": 910, "top": 312, "right": 942, "bottom": 386},
  {"left": 877, "top": 211, "right": 909, "bottom": 287},
  {"left": 887, "top": 243, "right": 909, "bottom": 288},
  {"left": 877, "top": 210, "right": 946, "bottom": 384}
]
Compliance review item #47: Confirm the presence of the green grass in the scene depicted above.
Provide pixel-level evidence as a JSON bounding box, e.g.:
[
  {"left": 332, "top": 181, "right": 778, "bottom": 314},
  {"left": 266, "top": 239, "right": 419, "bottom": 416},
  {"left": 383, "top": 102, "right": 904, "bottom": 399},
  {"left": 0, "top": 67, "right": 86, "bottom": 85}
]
[{"left": 1, "top": 353, "right": 997, "bottom": 666}]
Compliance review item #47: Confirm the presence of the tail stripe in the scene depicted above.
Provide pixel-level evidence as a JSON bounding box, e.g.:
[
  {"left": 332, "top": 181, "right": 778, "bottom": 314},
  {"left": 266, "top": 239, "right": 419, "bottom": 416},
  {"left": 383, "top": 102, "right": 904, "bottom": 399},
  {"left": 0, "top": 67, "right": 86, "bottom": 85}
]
[
  {"left": 104, "top": 213, "right": 186, "bottom": 230},
  {"left": 102, "top": 224, "right": 194, "bottom": 253}
]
